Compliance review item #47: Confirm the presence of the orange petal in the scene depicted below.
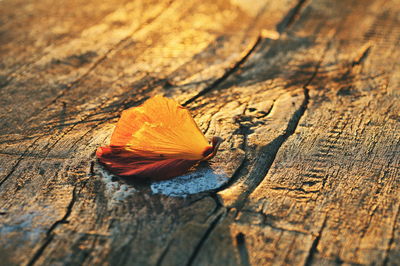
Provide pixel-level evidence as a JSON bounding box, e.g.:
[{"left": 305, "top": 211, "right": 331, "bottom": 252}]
[
  {"left": 110, "top": 95, "right": 210, "bottom": 160},
  {"left": 97, "top": 95, "right": 223, "bottom": 180}
]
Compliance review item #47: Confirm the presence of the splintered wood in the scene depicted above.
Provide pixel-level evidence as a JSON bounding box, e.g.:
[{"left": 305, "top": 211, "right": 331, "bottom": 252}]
[{"left": 0, "top": 0, "right": 399, "bottom": 265}]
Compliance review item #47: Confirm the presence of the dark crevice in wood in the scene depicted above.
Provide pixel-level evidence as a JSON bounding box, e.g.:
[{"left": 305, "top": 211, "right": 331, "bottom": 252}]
[
  {"left": 235, "top": 40, "right": 330, "bottom": 208},
  {"left": 186, "top": 194, "right": 210, "bottom": 206},
  {"left": 236, "top": 232, "right": 250, "bottom": 266},
  {"left": 26, "top": 235, "right": 55, "bottom": 266},
  {"left": 182, "top": 35, "right": 262, "bottom": 106},
  {"left": 210, "top": 193, "right": 223, "bottom": 209},
  {"left": 0, "top": 137, "right": 40, "bottom": 187},
  {"left": 0, "top": 151, "right": 68, "bottom": 159},
  {"left": 1, "top": 52, "right": 53, "bottom": 93},
  {"left": 218, "top": 155, "right": 248, "bottom": 192},
  {"left": 270, "top": 186, "right": 319, "bottom": 194},
  {"left": 40, "top": 116, "right": 119, "bottom": 129},
  {"left": 235, "top": 212, "right": 312, "bottom": 235},
  {"left": 222, "top": 100, "right": 253, "bottom": 145},
  {"left": 0, "top": 135, "right": 38, "bottom": 145},
  {"left": 27, "top": 184, "right": 80, "bottom": 266},
  {"left": 34, "top": 101, "right": 113, "bottom": 149},
  {"left": 185, "top": 0, "right": 311, "bottom": 108},
  {"left": 215, "top": 100, "right": 260, "bottom": 192},
  {"left": 0, "top": 112, "right": 103, "bottom": 167},
  {"left": 205, "top": 194, "right": 225, "bottom": 222},
  {"left": 303, "top": 41, "right": 330, "bottom": 88},
  {"left": 90, "top": 160, "right": 96, "bottom": 174},
  {"left": 304, "top": 215, "right": 328, "bottom": 266},
  {"left": 40, "top": 124, "right": 82, "bottom": 158},
  {"left": 215, "top": 102, "right": 253, "bottom": 192},
  {"left": 276, "top": 0, "right": 309, "bottom": 33},
  {"left": 241, "top": 2, "right": 269, "bottom": 41},
  {"left": 382, "top": 203, "right": 400, "bottom": 266},
  {"left": 0, "top": 75, "right": 10, "bottom": 90},
  {"left": 353, "top": 153, "right": 392, "bottom": 256},
  {"left": 35, "top": 73, "right": 167, "bottom": 140},
  {"left": 68, "top": 124, "right": 102, "bottom": 153},
  {"left": 186, "top": 212, "right": 224, "bottom": 266},
  {"left": 203, "top": 103, "right": 226, "bottom": 136},
  {"left": 256, "top": 99, "right": 276, "bottom": 120},
  {"left": 263, "top": 223, "right": 310, "bottom": 236},
  {"left": 156, "top": 239, "right": 173, "bottom": 266},
  {"left": 237, "top": 87, "right": 310, "bottom": 209},
  {"left": 352, "top": 45, "right": 372, "bottom": 67}
]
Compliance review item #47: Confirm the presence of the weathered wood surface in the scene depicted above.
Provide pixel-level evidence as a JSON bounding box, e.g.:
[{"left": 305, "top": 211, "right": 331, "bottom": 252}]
[{"left": 0, "top": 0, "right": 399, "bottom": 265}]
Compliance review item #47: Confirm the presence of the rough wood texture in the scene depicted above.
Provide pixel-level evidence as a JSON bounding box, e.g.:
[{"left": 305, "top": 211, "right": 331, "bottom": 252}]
[{"left": 0, "top": 0, "right": 399, "bottom": 265}]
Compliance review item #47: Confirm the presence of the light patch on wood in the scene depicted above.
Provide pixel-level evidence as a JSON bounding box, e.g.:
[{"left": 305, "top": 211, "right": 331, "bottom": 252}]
[
  {"left": 96, "top": 165, "right": 137, "bottom": 206},
  {"left": 0, "top": 212, "right": 46, "bottom": 244},
  {"left": 151, "top": 164, "right": 228, "bottom": 197}
]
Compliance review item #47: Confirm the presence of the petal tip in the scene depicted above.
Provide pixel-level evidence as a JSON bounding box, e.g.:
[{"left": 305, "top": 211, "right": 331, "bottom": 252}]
[{"left": 202, "top": 136, "right": 224, "bottom": 160}]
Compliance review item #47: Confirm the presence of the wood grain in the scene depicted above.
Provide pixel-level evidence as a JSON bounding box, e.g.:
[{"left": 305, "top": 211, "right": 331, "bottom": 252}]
[{"left": 0, "top": 0, "right": 399, "bottom": 265}]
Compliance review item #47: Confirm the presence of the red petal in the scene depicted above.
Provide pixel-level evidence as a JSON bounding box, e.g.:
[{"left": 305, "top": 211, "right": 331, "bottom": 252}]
[{"left": 97, "top": 146, "right": 198, "bottom": 181}]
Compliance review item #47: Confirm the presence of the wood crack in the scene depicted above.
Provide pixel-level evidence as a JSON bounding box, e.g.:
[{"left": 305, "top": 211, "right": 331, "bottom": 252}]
[
  {"left": 0, "top": 151, "right": 68, "bottom": 159},
  {"left": 276, "top": 0, "right": 309, "bottom": 33},
  {"left": 26, "top": 184, "right": 81, "bottom": 266},
  {"left": 203, "top": 103, "right": 226, "bottom": 136},
  {"left": 382, "top": 203, "right": 400, "bottom": 266},
  {"left": 182, "top": 35, "right": 262, "bottom": 106},
  {"left": 270, "top": 185, "right": 319, "bottom": 194},
  {"left": 186, "top": 211, "right": 224, "bottom": 266},
  {"left": 304, "top": 214, "right": 328, "bottom": 266},
  {"left": 354, "top": 153, "right": 394, "bottom": 257},
  {"left": 216, "top": 101, "right": 252, "bottom": 191},
  {"left": 236, "top": 232, "right": 250, "bottom": 266},
  {"left": 232, "top": 86, "right": 310, "bottom": 209},
  {"left": 156, "top": 239, "right": 173, "bottom": 266},
  {"left": 233, "top": 39, "right": 330, "bottom": 208},
  {"left": 41, "top": 116, "right": 119, "bottom": 129},
  {"left": 158, "top": 196, "right": 225, "bottom": 266},
  {"left": 235, "top": 212, "right": 312, "bottom": 235},
  {"left": 0, "top": 137, "right": 40, "bottom": 187},
  {"left": 352, "top": 45, "right": 372, "bottom": 67}
]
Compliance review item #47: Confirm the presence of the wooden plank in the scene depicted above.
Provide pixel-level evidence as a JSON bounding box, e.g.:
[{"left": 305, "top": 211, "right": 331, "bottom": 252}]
[{"left": 0, "top": 0, "right": 399, "bottom": 265}]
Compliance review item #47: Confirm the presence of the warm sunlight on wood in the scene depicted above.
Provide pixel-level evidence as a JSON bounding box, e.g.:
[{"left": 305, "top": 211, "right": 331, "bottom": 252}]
[{"left": 1, "top": 0, "right": 399, "bottom": 265}]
